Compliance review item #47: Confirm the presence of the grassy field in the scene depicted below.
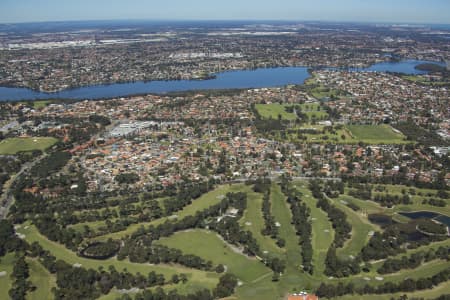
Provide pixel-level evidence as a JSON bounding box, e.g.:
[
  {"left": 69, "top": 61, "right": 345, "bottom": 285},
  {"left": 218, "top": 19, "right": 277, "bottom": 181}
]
[
  {"left": 0, "top": 252, "right": 15, "bottom": 300},
  {"left": 346, "top": 125, "right": 408, "bottom": 144},
  {"left": 294, "top": 182, "right": 334, "bottom": 276},
  {"left": 401, "top": 75, "right": 449, "bottom": 87},
  {"left": 239, "top": 188, "right": 284, "bottom": 257},
  {"left": 157, "top": 230, "right": 271, "bottom": 283},
  {"left": 15, "top": 224, "right": 220, "bottom": 293},
  {"left": 293, "top": 125, "right": 352, "bottom": 144},
  {"left": 255, "top": 103, "right": 329, "bottom": 122},
  {"left": 307, "top": 85, "right": 348, "bottom": 100},
  {"left": 32, "top": 100, "right": 52, "bottom": 109},
  {"left": 255, "top": 103, "right": 297, "bottom": 121},
  {"left": 0, "top": 137, "right": 58, "bottom": 155},
  {"left": 27, "top": 258, "right": 56, "bottom": 300},
  {"left": 94, "top": 184, "right": 245, "bottom": 241}
]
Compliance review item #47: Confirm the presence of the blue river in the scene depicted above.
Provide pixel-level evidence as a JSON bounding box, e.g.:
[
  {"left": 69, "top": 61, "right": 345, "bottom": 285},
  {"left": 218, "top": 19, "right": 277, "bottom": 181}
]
[{"left": 0, "top": 59, "right": 445, "bottom": 101}]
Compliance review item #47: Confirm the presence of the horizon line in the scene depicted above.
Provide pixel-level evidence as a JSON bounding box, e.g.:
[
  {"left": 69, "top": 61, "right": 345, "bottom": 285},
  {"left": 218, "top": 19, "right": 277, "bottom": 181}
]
[{"left": 1, "top": 18, "right": 450, "bottom": 26}]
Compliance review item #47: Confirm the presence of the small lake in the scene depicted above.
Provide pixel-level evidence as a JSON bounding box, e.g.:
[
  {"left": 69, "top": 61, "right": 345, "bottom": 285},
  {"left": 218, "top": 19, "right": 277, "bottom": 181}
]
[
  {"left": 0, "top": 59, "right": 445, "bottom": 101},
  {"left": 399, "top": 211, "right": 450, "bottom": 227}
]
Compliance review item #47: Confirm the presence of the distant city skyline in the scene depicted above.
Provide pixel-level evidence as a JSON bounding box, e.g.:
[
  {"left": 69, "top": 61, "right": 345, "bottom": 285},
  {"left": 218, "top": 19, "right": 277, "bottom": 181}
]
[{"left": 0, "top": 0, "right": 449, "bottom": 24}]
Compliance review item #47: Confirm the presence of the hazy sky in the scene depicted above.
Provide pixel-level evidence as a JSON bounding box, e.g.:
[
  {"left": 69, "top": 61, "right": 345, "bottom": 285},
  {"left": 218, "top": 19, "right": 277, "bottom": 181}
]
[{"left": 1, "top": 0, "right": 449, "bottom": 24}]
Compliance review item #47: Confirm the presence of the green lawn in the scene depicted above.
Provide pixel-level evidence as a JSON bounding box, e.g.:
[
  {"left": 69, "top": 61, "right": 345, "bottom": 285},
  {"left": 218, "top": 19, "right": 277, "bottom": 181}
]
[
  {"left": 307, "top": 85, "right": 348, "bottom": 100},
  {"left": 284, "top": 124, "right": 352, "bottom": 144},
  {"left": 294, "top": 182, "right": 334, "bottom": 276},
  {"left": 0, "top": 137, "right": 58, "bottom": 155},
  {"left": 255, "top": 103, "right": 329, "bottom": 122},
  {"left": 94, "top": 185, "right": 244, "bottom": 241},
  {"left": 32, "top": 100, "right": 52, "bottom": 109},
  {"left": 0, "top": 252, "right": 15, "bottom": 300},
  {"left": 239, "top": 188, "right": 284, "bottom": 257},
  {"left": 27, "top": 258, "right": 56, "bottom": 300},
  {"left": 16, "top": 224, "right": 219, "bottom": 292},
  {"left": 157, "top": 229, "right": 271, "bottom": 283},
  {"left": 346, "top": 125, "right": 408, "bottom": 144},
  {"left": 255, "top": 104, "right": 297, "bottom": 121}
]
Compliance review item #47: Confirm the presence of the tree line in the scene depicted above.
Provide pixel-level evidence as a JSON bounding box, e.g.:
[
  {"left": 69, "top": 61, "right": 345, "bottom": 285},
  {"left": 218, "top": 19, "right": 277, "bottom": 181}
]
[
  {"left": 252, "top": 178, "right": 285, "bottom": 248},
  {"left": 280, "top": 177, "right": 313, "bottom": 274},
  {"left": 377, "top": 246, "right": 450, "bottom": 274},
  {"left": 316, "top": 268, "right": 450, "bottom": 298}
]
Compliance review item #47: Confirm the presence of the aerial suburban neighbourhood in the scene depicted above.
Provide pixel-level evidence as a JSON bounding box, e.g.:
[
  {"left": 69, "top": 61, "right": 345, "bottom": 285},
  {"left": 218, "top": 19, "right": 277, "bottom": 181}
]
[{"left": 0, "top": 1, "right": 449, "bottom": 300}]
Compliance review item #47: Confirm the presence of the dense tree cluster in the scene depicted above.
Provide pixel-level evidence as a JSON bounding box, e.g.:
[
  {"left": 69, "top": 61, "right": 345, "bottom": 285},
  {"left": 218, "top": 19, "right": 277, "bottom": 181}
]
[
  {"left": 29, "top": 151, "right": 71, "bottom": 179},
  {"left": 316, "top": 268, "right": 450, "bottom": 298},
  {"left": 0, "top": 220, "right": 26, "bottom": 256},
  {"left": 212, "top": 216, "right": 261, "bottom": 256},
  {"left": 118, "top": 288, "right": 213, "bottom": 300},
  {"left": 115, "top": 172, "right": 140, "bottom": 184},
  {"left": 422, "top": 198, "right": 447, "bottom": 207},
  {"left": 323, "top": 180, "right": 345, "bottom": 198},
  {"left": 394, "top": 121, "right": 449, "bottom": 147},
  {"left": 88, "top": 114, "right": 111, "bottom": 126},
  {"left": 115, "top": 273, "right": 237, "bottom": 300},
  {"left": 126, "top": 242, "right": 213, "bottom": 270},
  {"left": 163, "top": 182, "right": 213, "bottom": 215},
  {"left": 213, "top": 273, "right": 238, "bottom": 298},
  {"left": 324, "top": 246, "right": 360, "bottom": 278},
  {"left": 261, "top": 191, "right": 279, "bottom": 238},
  {"left": 9, "top": 254, "right": 32, "bottom": 300},
  {"left": 361, "top": 224, "right": 445, "bottom": 261},
  {"left": 34, "top": 215, "right": 83, "bottom": 251},
  {"left": 348, "top": 184, "right": 372, "bottom": 200},
  {"left": 80, "top": 239, "right": 120, "bottom": 259},
  {"left": 372, "top": 193, "right": 412, "bottom": 207},
  {"left": 378, "top": 246, "right": 450, "bottom": 274}
]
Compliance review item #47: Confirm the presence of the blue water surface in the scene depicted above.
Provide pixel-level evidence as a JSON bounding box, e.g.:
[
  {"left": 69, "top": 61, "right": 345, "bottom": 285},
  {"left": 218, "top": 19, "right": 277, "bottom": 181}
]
[{"left": 0, "top": 60, "right": 445, "bottom": 101}]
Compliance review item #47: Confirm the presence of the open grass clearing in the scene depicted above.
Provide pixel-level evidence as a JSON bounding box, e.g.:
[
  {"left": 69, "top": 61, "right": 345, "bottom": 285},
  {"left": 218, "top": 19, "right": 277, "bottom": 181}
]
[
  {"left": 0, "top": 137, "right": 58, "bottom": 155},
  {"left": 255, "top": 103, "right": 297, "bottom": 121},
  {"left": 31, "top": 100, "right": 52, "bottom": 109},
  {"left": 0, "top": 252, "right": 15, "bottom": 300},
  {"left": 157, "top": 229, "right": 271, "bottom": 283},
  {"left": 346, "top": 125, "right": 408, "bottom": 144},
  {"left": 239, "top": 188, "right": 284, "bottom": 257},
  {"left": 27, "top": 258, "right": 56, "bottom": 300}
]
